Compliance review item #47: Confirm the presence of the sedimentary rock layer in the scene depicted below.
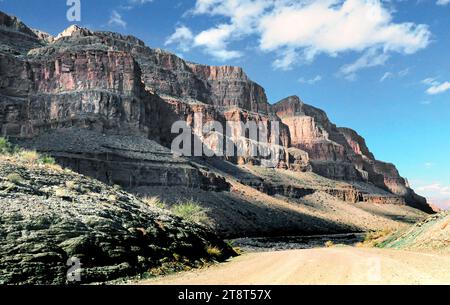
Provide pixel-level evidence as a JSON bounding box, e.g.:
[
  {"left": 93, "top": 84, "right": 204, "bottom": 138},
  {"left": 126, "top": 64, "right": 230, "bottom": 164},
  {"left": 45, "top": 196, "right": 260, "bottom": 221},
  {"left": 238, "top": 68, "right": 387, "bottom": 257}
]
[{"left": 0, "top": 10, "right": 433, "bottom": 213}]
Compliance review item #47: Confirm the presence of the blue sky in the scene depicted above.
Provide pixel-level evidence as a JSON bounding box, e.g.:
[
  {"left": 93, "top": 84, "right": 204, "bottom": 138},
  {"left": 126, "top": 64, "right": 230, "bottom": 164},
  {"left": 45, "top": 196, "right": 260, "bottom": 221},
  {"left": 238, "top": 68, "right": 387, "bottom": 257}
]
[{"left": 1, "top": 0, "right": 449, "bottom": 208}]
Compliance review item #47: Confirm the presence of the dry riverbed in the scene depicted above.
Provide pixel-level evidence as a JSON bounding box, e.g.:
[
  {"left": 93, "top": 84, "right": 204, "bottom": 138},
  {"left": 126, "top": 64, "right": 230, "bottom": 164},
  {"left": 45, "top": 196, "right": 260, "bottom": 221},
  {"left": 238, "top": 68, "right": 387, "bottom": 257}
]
[{"left": 140, "top": 247, "right": 450, "bottom": 285}]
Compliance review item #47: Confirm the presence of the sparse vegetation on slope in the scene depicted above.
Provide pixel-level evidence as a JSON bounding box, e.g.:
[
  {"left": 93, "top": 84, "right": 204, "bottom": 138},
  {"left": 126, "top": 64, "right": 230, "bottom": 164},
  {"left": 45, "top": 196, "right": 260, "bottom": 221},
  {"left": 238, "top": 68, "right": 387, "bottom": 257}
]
[
  {"left": 0, "top": 138, "right": 235, "bottom": 284},
  {"left": 0, "top": 137, "right": 58, "bottom": 168},
  {"left": 171, "top": 199, "right": 212, "bottom": 227},
  {"left": 143, "top": 196, "right": 167, "bottom": 210},
  {"left": 372, "top": 211, "right": 450, "bottom": 253}
]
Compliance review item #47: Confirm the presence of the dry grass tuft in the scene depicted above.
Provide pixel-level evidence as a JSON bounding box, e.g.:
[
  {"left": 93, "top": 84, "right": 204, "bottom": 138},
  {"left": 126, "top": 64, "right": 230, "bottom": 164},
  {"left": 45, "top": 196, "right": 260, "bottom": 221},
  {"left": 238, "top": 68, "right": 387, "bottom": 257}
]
[
  {"left": 206, "top": 246, "right": 222, "bottom": 258},
  {"left": 143, "top": 196, "right": 167, "bottom": 209}
]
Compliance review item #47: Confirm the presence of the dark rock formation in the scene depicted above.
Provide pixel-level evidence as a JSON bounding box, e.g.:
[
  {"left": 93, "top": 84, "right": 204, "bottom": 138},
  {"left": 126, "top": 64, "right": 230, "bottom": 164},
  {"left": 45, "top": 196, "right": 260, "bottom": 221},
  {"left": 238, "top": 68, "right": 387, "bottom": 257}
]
[{"left": 0, "top": 157, "right": 234, "bottom": 284}]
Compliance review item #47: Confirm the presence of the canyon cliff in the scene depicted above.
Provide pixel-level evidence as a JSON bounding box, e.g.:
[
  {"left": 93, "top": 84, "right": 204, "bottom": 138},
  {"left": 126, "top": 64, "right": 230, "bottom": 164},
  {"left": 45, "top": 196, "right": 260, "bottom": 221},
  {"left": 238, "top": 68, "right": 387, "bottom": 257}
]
[{"left": 0, "top": 10, "right": 434, "bottom": 240}]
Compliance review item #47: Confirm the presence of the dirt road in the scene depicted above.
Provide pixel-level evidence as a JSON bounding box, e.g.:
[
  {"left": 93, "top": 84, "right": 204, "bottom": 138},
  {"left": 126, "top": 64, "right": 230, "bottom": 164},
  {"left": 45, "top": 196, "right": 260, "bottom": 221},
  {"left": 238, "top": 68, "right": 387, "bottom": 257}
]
[{"left": 141, "top": 247, "right": 450, "bottom": 285}]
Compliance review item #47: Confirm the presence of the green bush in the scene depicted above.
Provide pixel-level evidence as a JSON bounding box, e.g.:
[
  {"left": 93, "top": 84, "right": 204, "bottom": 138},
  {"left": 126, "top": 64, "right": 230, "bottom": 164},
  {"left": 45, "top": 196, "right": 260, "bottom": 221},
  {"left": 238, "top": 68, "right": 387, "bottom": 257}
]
[
  {"left": 171, "top": 200, "right": 211, "bottom": 226},
  {"left": 0, "top": 137, "right": 60, "bottom": 168},
  {"left": 39, "top": 155, "right": 56, "bottom": 165},
  {"left": 0, "top": 137, "right": 13, "bottom": 155}
]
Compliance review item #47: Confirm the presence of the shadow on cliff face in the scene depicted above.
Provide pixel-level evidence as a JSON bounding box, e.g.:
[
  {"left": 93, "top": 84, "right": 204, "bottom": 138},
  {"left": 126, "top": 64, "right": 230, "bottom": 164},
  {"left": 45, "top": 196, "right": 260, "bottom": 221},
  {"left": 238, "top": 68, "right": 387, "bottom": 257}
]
[
  {"left": 0, "top": 9, "right": 433, "bottom": 244},
  {"left": 131, "top": 186, "right": 361, "bottom": 239}
]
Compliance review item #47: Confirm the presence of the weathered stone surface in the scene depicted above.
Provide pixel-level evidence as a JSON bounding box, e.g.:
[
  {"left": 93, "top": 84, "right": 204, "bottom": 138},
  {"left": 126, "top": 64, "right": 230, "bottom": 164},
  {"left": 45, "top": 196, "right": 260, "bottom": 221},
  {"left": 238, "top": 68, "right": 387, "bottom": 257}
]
[
  {"left": 0, "top": 11, "right": 44, "bottom": 54},
  {"left": 0, "top": 10, "right": 433, "bottom": 216},
  {"left": 272, "top": 96, "right": 433, "bottom": 212},
  {"left": 0, "top": 158, "right": 234, "bottom": 284},
  {"left": 14, "top": 129, "right": 230, "bottom": 192}
]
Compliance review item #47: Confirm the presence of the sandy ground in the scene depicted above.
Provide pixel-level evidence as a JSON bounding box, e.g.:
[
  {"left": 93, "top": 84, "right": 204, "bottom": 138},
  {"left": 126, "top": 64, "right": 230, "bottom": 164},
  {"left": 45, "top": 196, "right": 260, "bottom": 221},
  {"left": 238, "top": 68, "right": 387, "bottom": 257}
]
[{"left": 141, "top": 247, "right": 450, "bottom": 285}]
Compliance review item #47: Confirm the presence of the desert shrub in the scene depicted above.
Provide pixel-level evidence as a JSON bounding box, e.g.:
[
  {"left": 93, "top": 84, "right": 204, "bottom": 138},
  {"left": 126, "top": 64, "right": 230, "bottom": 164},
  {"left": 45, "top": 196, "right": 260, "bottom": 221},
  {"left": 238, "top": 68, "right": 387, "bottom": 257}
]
[
  {"left": 17, "top": 150, "right": 40, "bottom": 164},
  {"left": 143, "top": 196, "right": 167, "bottom": 209},
  {"left": 362, "top": 229, "right": 393, "bottom": 247},
  {"left": 325, "top": 240, "right": 334, "bottom": 248},
  {"left": 206, "top": 246, "right": 222, "bottom": 258},
  {"left": 171, "top": 199, "right": 211, "bottom": 226},
  {"left": 0, "top": 137, "right": 13, "bottom": 155},
  {"left": 39, "top": 155, "right": 56, "bottom": 165},
  {"left": 6, "top": 173, "right": 24, "bottom": 184}
]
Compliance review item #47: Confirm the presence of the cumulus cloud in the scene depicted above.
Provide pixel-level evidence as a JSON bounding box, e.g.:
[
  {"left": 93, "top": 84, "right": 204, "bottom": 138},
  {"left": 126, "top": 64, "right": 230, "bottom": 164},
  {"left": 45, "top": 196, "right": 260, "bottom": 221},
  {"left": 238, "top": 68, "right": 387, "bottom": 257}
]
[
  {"left": 166, "top": 0, "right": 431, "bottom": 69},
  {"left": 108, "top": 10, "right": 127, "bottom": 28},
  {"left": 437, "top": 0, "right": 450, "bottom": 6},
  {"left": 165, "top": 26, "right": 194, "bottom": 52},
  {"left": 194, "top": 24, "right": 243, "bottom": 60},
  {"left": 422, "top": 78, "right": 450, "bottom": 95},
  {"left": 175, "top": 0, "right": 270, "bottom": 60}
]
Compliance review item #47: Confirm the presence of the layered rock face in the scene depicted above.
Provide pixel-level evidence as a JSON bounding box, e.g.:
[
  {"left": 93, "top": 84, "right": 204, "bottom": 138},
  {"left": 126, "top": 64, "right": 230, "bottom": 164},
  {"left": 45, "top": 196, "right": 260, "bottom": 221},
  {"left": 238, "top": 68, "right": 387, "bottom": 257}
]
[
  {"left": 0, "top": 11, "right": 44, "bottom": 54},
  {"left": 272, "top": 96, "right": 430, "bottom": 212},
  {"left": 0, "top": 11, "right": 432, "bottom": 213}
]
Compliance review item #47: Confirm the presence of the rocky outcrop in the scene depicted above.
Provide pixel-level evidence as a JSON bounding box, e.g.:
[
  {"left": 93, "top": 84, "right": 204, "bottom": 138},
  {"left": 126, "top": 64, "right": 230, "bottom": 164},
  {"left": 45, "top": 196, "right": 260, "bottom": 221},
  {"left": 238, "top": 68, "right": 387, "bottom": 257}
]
[
  {"left": 272, "top": 96, "right": 433, "bottom": 212},
  {"left": 339, "top": 127, "right": 375, "bottom": 160},
  {"left": 0, "top": 157, "right": 234, "bottom": 284},
  {"left": 15, "top": 129, "right": 230, "bottom": 192},
  {"left": 272, "top": 96, "right": 349, "bottom": 162},
  {"left": 0, "top": 11, "right": 44, "bottom": 54},
  {"left": 0, "top": 10, "right": 433, "bottom": 214}
]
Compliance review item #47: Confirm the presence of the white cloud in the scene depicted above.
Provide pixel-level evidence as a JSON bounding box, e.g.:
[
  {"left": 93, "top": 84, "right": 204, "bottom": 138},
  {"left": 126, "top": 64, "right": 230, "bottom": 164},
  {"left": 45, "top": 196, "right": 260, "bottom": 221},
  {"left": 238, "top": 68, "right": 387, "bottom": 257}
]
[
  {"left": 422, "top": 78, "right": 450, "bottom": 95},
  {"left": 340, "top": 47, "right": 389, "bottom": 79},
  {"left": 398, "top": 68, "right": 410, "bottom": 77},
  {"left": 129, "top": 0, "right": 153, "bottom": 4},
  {"left": 380, "top": 72, "right": 394, "bottom": 82},
  {"left": 261, "top": 0, "right": 430, "bottom": 72},
  {"left": 272, "top": 48, "right": 299, "bottom": 70},
  {"left": 193, "top": 24, "right": 243, "bottom": 60},
  {"left": 415, "top": 183, "right": 450, "bottom": 196},
  {"left": 427, "top": 82, "right": 450, "bottom": 95},
  {"left": 168, "top": 0, "right": 431, "bottom": 70},
  {"left": 108, "top": 10, "right": 127, "bottom": 28},
  {"left": 424, "top": 162, "right": 435, "bottom": 169},
  {"left": 121, "top": 0, "right": 154, "bottom": 10},
  {"left": 165, "top": 26, "right": 194, "bottom": 52},
  {"left": 167, "top": 0, "right": 270, "bottom": 61},
  {"left": 299, "top": 75, "right": 322, "bottom": 85},
  {"left": 437, "top": 0, "right": 450, "bottom": 6},
  {"left": 379, "top": 68, "right": 409, "bottom": 82},
  {"left": 411, "top": 180, "right": 450, "bottom": 209},
  {"left": 411, "top": 180, "right": 450, "bottom": 210}
]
